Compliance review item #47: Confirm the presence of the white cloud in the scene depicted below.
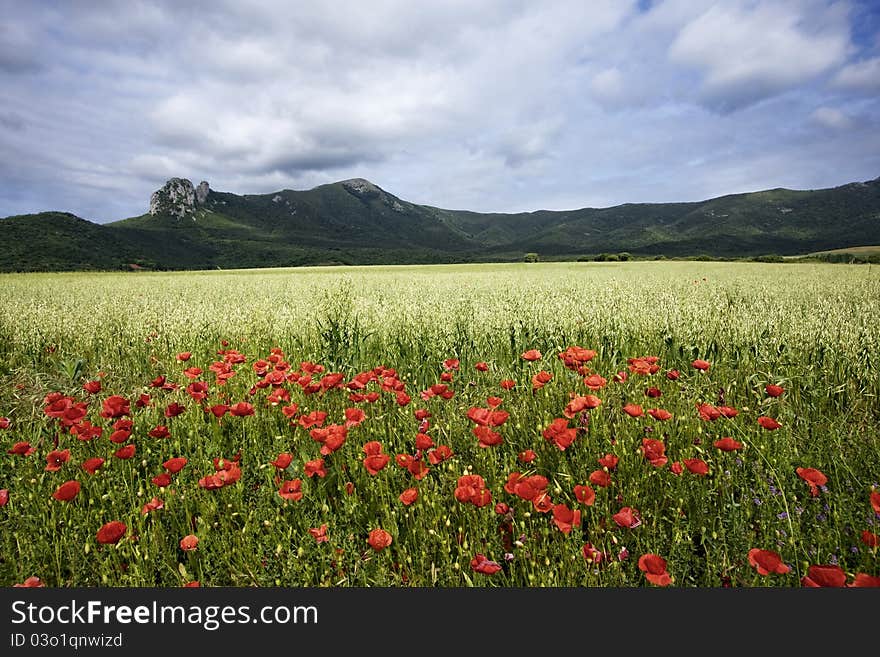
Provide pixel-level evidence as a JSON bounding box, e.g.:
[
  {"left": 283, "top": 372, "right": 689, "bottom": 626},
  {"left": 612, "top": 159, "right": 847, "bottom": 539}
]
[
  {"left": 811, "top": 106, "right": 853, "bottom": 130},
  {"left": 833, "top": 57, "right": 880, "bottom": 91}
]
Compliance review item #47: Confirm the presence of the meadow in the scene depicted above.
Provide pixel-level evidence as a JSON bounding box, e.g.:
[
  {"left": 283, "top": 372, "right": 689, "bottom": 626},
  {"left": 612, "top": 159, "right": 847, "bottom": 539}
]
[{"left": 0, "top": 261, "right": 878, "bottom": 587}]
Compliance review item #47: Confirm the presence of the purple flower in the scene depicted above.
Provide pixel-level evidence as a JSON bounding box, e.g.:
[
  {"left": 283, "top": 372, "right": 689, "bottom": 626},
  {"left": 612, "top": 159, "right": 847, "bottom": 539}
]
[{"left": 777, "top": 512, "right": 788, "bottom": 520}]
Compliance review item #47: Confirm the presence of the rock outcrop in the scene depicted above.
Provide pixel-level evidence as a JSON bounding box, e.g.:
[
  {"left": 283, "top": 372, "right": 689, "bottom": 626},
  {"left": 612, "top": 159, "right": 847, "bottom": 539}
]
[{"left": 149, "top": 178, "right": 210, "bottom": 218}]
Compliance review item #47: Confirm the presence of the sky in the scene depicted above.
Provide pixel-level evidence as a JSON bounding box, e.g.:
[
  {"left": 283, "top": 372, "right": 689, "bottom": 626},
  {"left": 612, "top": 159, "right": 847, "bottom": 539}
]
[{"left": 1, "top": 0, "right": 879, "bottom": 223}]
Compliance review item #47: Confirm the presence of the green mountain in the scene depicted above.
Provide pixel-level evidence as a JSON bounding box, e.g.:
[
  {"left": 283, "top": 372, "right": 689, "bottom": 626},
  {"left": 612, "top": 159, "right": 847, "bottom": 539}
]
[{"left": 2, "top": 175, "right": 879, "bottom": 271}]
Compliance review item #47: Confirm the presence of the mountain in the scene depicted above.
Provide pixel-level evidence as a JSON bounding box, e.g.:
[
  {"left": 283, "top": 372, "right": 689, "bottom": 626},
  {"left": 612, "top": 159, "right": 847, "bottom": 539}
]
[{"left": 2, "top": 176, "right": 879, "bottom": 272}]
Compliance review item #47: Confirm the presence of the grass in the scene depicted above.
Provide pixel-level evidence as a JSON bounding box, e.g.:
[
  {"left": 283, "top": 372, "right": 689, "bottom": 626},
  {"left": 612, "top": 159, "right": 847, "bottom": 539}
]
[{"left": 0, "top": 261, "right": 878, "bottom": 587}]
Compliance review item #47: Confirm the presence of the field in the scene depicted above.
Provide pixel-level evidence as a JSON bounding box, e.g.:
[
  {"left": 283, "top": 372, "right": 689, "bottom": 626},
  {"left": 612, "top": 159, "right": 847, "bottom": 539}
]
[{"left": 0, "top": 261, "right": 878, "bottom": 587}]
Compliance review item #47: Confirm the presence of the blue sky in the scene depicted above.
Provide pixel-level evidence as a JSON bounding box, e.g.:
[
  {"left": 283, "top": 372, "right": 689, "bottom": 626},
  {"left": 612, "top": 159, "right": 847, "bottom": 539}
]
[{"left": 1, "top": 0, "right": 879, "bottom": 223}]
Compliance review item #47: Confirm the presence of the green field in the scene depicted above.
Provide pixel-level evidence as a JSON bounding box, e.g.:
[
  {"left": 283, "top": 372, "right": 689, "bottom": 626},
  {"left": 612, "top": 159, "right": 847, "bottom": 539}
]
[{"left": 1, "top": 261, "right": 878, "bottom": 587}]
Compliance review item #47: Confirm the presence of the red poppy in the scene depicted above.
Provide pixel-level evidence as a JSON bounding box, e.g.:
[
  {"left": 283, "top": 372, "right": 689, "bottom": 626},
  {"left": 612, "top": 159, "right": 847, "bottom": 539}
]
[
  {"left": 270, "top": 453, "right": 293, "bottom": 470},
  {"left": 309, "top": 524, "right": 329, "bottom": 543},
  {"left": 573, "top": 481, "right": 596, "bottom": 507},
  {"left": 415, "top": 433, "right": 434, "bottom": 450},
  {"left": 697, "top": 403, "right": 721, "bottom": 421},
  {"left": 714, "top": 437, "right": 743, "bottom": 452},
  {"left": 533, "top": 493, "right": 553, "bottom": 513},
  {"left": 552, "top": 503, "right": 582, "bottom": 534},
  {"left": 683, "top": 458, "right": 709, "bottom": 476},
  {"left": 486, "top": 396, "right": 503, "bottom": 408},
  {"left": 495, "top": 502, "right": 510, "bottom": 515},
  {"left": 344, "top": 407, "right": 366, "bottom": 427},
  {"left": 638, "top": 553, "right": 671, "bottom": 586},
  {"left": 113, "top": 444, "right": 135, "bottom": 460},
  {"left": 395, "top": 391, "right": 411, "bottom": 406},
  {"left": 543, "top": 418, "right": 578, "bottom": 451},
  {"left": 345, "top": 481, "right": 355, "bottom": 495},
  {"left": 304, "top": 458, "right": 327, "bottom": 478},
  {"left": 0, "top": 416, "right": 9, "bottom": 429},
  {"left": 96, "top": 521, "right": 127, "bottom": 545},
  {"left": 628, "top": 357, "right": 660, "bottom": 376},
  {"left": 666, "top": 369, "right": 680, "bottom": 380},
  {"left": 757, "top": 416, "right": 781, "bottom": 430},
  {"left": 641, "top": 438, "right": 668, "bottom": 467},
  {"left": 428, "top": 445, "right": 454, "bottom": 465},
  {"left": 141, "top": 497, "right": 164, "bottom": 514},
  {"left": 82, "top": 457, "right": 105, "bottom": 475},
  {"left": 177, "top": 352, "right": 192, "bottom": 361},
  {"left": 582, "top": 543, "right": 605, "bottom": 564},
  {"left": 850, "top": 573, "right": 880, "bottom": 587},
  {"left": 583, "top": 374, "right": 607, "bottom": 391},
  {"left": 670, "top": 461, "right": 683, "bottom": 476},
  {"left": 163, "top": 457, "right": 187, "bottom": 474},
  {"left": 691, "top": 359, "right": 711, "bottom": 371},
  {"left": 870, "top": 490, "right": 880, "bottom": 514},
  {"left": 278, "top": 479, "right": 303, "bottom": 501},
  {"left": 148, "top": 425, "right": 170, "bottom": 439},
  {"left": 164, "top": 402, "right": 186, "bottom": 418},
  {"left": 748, "top": 548, "right": 790, "bottom": 575},
  {"left": 229, "top": 402, "right": 255, "bottom": 417},
  {"left": 718, "top": 406, "right": 739, "bottom": 418},
  {"left": 454, "top": 474, "right": 492, "bottom": 507},
  {"left": 860, "top": 530, "right": 879, "bottom": 547},
  {"left": 648, "top": 408, "right": 672, "bottom": 421},
  {"left": 8, "top": 441, "right": 36, "bottom": 456},
  {"left": 475, "top": 361, "right": 489, "bottom": 372},
  {"left": 470, "top": 554, "right": 502, "bottom": 575},
  {"left": 765, "top": 384, "right": 785, "bottom": 397},
  {"left": 443, "top": 358, "right": 460, "bottom": 370},
  {"left": 801, "top": 564, "right": 847, "bottom": 587},
  {"left": 45, "top": 449, "right": 71, "bottom": 472},
  {"left": 100, "top": 395, "right": 130, "bottom": 418},
  {"left": 531, "top": 370, "right": 553, "bottom": 391},
  {"left": 299, "top": 410, "right": 328, "bottom": 429},
  {"left": 521, "top": 349, "right": 542, "bottom": 361},
  {"left": 364, "top": 452, "right": 390, "bottom": 475},
  {"left": 622, "top": 404, "right": 644, "bottom": 418},
  {"left": 796, "top": 467, "right": 828, "bottom": 497},
  {"left": 367, "top": 528, "right": 393, "bottom": 551},
  {"left": 52, "top": 480, "right": 80, "bottom": 502},
  {"left": 179, "top": 534, "right": 199, "bottom": 551},
  {"left": 399, "top": 488, "right": 419, "bottom": 506},
  {"left": 0, "top": 489, "right": 7, "bottom": 507},
  {"left": 598, "top": 453, "right": 619, "bottom": 470},
  {"left": 183, "top": 367, "right": 202, "bottom": 379},
  {"left": 83, "top": 380, "right": 102, "bottom": 394},
  {"left": 499, "top": 379, "right": 516, "bottom": 390},
  {"left": 14, "top": 577, "right": 44, "bottom": 588},
  {"left": 108, "top": 428, "right": 131, "bottom": 444},
  {"left": 467, "top": 407, "right": 509, "bottom": 427},
  {"left": 473, "top": 425, "right": 503, "bottom": 448},
  {"left": 589, "top": 470, "right": 612, "bottom": 488},
  {"left": 564, "top": 395, "right": 601, "bottom": 418},
  {"left": 518, "top": 449, "right": 537, "bottom": 464},
  {"left": 612, "top": 506, "right": 641, "bottom": 529}
]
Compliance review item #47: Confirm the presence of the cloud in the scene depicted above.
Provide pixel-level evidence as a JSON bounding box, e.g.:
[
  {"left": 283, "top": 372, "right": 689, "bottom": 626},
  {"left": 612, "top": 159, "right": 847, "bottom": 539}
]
[
  {"left": 811, "top": 106, "right": 853, "bottom": 130},
  {"left": 833, "top": 57, "right": 880, "bottom": 91}
]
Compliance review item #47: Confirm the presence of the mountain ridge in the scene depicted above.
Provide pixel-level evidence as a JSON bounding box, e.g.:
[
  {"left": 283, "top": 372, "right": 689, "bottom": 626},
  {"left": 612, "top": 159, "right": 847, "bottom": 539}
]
[{"left": 1, "top": 175, "right": 879, "bottom": 272}]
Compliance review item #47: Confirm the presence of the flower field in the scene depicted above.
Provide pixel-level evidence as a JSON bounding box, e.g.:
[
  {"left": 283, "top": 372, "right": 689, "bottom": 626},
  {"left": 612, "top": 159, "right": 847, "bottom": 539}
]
[{"left": 0, "top": 261, "right": 878, "bottom": 587}]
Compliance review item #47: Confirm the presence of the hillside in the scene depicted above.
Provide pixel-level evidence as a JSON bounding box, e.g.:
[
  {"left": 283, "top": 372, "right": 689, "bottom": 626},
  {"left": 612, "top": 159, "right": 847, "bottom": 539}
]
[{"left": 1, "top": 175, "right": 879, "bottom": 271}]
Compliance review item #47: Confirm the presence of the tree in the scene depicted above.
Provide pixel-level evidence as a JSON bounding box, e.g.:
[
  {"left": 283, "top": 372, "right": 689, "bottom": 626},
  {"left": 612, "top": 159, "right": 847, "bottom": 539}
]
[{"left": 524, "top": 253, "right": 539, "bottom": 263}]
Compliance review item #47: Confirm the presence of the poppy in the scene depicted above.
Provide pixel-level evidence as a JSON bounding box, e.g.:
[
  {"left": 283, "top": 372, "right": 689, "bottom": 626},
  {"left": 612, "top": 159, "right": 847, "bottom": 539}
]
[
  {"left": 691, "top": 359, "right": 711, "bottom": 371},
  {"left": 470, "top": 554, "right": 502, "bottom": 575},
  {"left": 151, "top": 473, "right": 171, "bottom": 487},
  {"left": 860, "top": 530, "right": 879, "bottom": 547},
  {"left": 648, "top": 408, "right": 672, "bottom": 421},
  {"left": 8, "top": 441, "right": 36, "bottom": 456},
  {"left": 486, "top": 396, "right": 503, "bottom": 408},
  {"left": 850, "top": 574, "right": 880, "bottom": 587},
  {"left": 670, "top": 461, "right": 683, "bottom": 476},
  {"left": 683, "top": 458, "right": 709, "bottom": 476},
  {"left": 499, "top": 379, "right": 516, "bottom": 390},
  {"left": 183, "top": 367, "right": 203, "bottom": 379},
  {"left": 718, "top": 406, "right": 739, "bottom": 418},
  {"left": 645, "top": 387, "right": 662, "bottom": 398},
  {"left": 0, "top": 489, "right": 7, "bottom": 507},
  {"left": 344, "top": 408, "right": 366, "bottom": 427},
  {"left": 564, "top": 395, "right": 601, "bottom": 418},
  {"left": 757, "top": 416, "right": 781, "bottom": 430},
  {"left": 666, "top": 370, "right": 680, "bottom": 380},
  {"left": 299, "top": 410, "right": 328, "bottom": 429},
  {"left": 395, "top": 391, "right": 412, "bottom": 406},
  {"left": 428, "top": 445, "right": 453, "bottom": 465},
  {"left": 582, "top": 543, "right": 605, "bottom": 564},
  {"left": 82, "top": 457, "right": 105, "bottom": 475},
  {"left": 641, "top": 438, "right": 668, "bottom": 467},
  {"left": 796, "top": 467, "right": 828, "bottom": 497},
  {"left": 714, "top": 437, "right": 743, "bottom": 452},
  {"left": 278, "top": 479, "right": 303, "bottom": 502},
  {"left": 180, "top": 535, "right": 199, "bottom": 551},
  {"left": 141, "top": 497, "right": 164, "bottom": 514},
  {"left": 801, "top": 564, "right": 847, "bottom": 587},
  {"left": 45, "top": 449, "right": 71, "bottom": 472},
  {"left": 309, "top": 525, "right": 329, "bottom": 543},
  {"left": 870, "top": 491, "right": 880, "bottom": 514},
  {"left": 208, "top": 404, "right": 229, "bottom": 418},
  {"left": 270, "top": 453, "right": 293, "bottom": 470},
  {"left": 114, "top": 444, "right": 136, "bottom": 460},
  {"left": 622, "top": 404, "right": 644, "bottom": 418},
  {"left": 367, "top": 528, "right": 393, "bottom": 551},
  {"left": 748, "top": 548, "right": 790, "bottom": 575},
  {"left": 765, "top": 384, "right": 785, "bottom": 397},
  {"left": 164, "top": 402, "right": 187, "bottom": 418},
  {"left": 531, "top": 370, "right": 552, "bottom": 391},
  {"left": 533, "top": 493, "right": 553, "bottom": 513},
  {"left": 521, "top": 349, "right": 542, "bottom": 361},
  {"left": 108, "top": 428, "right": 131, "bottom": 444},
  {"left": 543, "top": 418, "right": 578, "bottom": 451},
  {"left": 0, "top": 417, "right": 9, "bottom": 429},
  {"left": 589, "top": 470, "right": 612, "bottom": 488},
  {"left": 96, "top": 521, "right": 127, "bottom": 545},
  {"left": 364, "top": 452, "right": 390, "bottom": 475},
  {"left": 574, "top": 484, "right": 596, "bottom": 506},
  {"left": 473, "top": 425, "right": 503, "bottom": 448},
  {"left": 14, "top": 577, "right": 44, "bottom": 588},
  {"left": 177, "top": 352, "right": 192, "bottom": 361},
  {"left": 163, "top": 457, "right": 187, "bottom": 474},
  {"left": 638, "top": 553, "right": 672, "bottom": 586},
  {"left": 229, "top": 402, "right": 255, "bottom": 417},
  {"left": 454, "top": 474, "right": 492, "bottom": 507},
  {"left": 399, "top": 488, "right": 419, "bottom": 506},
  {"left": 304, "top": 458, "right": 327, "bottom": 478},
  {"left": 628, "top": 357, "right": 660, "bottom": 376},
  {"left": 518, "top": 449, "right": 537, "bottom": 464},
  {"left": 697, "top": 403, "right": 721, "bottom": 421},
  {"left": 584, "top": 374, "right": 607, "bottom": 391},
  {"left": 598, "top": 453, "right": 619, "bottom": 470},
  {"left": 415, "top": 433, "right": 434, "bottom": 450},
  {"left": 495, "top": 502, "right": 510, "bottom": 515},
  {"left": 440, "top": 372, "right": 454, "bottom": 383},
  {"left": 100, "top": 395, "right": 130, "bottom": 419},
  {"left": 187, "top": 381, "right": 209, "bottom": 401},
  {"left": 83, "top": 380, "right": 102, "bottom": 394},
  {"left": 612, "top": 506, "right": 641, "bottom": 529},
  {"left": 148, "top": 425, "right": 171, "bottom": 439},
  {"left": 552, "top": 503, "right": 582, "bottom": 534},
  {"left": 52, "top": 480, "right": 80, "bottom": 502},
  {"left": 475, "top": 362, "right": 489, "bottom": 372}
]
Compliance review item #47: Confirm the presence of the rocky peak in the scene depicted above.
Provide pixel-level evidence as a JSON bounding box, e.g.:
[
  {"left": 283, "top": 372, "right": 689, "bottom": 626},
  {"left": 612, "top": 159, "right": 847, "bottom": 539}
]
[
  {"left": 341, "top": 178, "right": 380, "bottom": 198},
  {"left": 149, "top": 178, "right": 210, "bottom": 218}
]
